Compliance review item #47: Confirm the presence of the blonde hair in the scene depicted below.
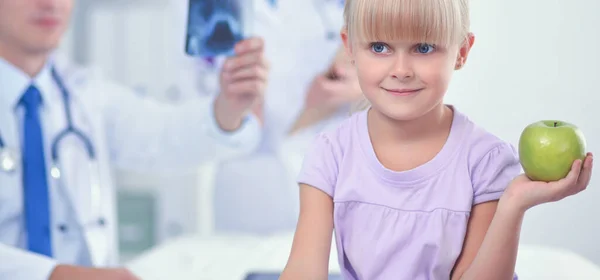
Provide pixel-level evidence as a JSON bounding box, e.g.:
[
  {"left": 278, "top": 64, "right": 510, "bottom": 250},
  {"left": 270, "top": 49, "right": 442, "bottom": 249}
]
[{"left": 344, "top": 0, "right": 471, "bottom": 113}]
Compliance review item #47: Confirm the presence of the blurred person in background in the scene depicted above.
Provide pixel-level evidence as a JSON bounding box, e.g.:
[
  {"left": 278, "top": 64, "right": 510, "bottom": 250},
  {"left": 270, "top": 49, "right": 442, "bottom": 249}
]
[
  {"left": 168, "top": 0, "right": 362, "bottom": 235},
  {"left": 0, "top": 0, "right": 269, "bottom": 279},
  {"left": 212, "top": 0, "right": 363, "bottom": 235}
]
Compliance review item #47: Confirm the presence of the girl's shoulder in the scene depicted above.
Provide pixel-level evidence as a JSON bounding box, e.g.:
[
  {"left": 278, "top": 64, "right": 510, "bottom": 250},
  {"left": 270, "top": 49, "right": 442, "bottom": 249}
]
[
  {"left": 452, "top": 109, "right": 523, "bottom": 205},
  {"left": 456, "top": 111, "right": 518, "bottom": 165},
  {"left": 298, "top": 111, "right": 366, "bottom": 197},
  {"left": 453, "top": 108, "right": 522, "bottom": 180}
]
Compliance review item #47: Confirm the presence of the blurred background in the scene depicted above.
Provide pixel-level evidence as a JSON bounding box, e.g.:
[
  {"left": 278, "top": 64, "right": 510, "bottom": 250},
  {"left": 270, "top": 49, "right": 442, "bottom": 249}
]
[
  {"left": 56, "top": 0, "right": 210, "bottom": 262},
  {"left": 52, "top": 0, "right": 599, "bottom": 273}
]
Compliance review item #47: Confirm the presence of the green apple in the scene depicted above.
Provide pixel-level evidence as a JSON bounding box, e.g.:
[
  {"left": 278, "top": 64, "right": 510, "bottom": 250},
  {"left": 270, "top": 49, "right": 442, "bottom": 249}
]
[{"left": 518, "top": 120, "right": 587, "bottom": 182}]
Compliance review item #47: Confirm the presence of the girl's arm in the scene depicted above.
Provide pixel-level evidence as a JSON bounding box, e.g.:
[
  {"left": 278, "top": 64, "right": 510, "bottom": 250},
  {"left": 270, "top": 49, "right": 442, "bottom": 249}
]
[
  {"left": 450, "top": 200, "right": 523, "bottom": 280},
  {"left": 452, "top": 155, "right": 593, "bottom": 280},
  {"left": 280, "top": 184, "right": 335, "bottom": 280}
]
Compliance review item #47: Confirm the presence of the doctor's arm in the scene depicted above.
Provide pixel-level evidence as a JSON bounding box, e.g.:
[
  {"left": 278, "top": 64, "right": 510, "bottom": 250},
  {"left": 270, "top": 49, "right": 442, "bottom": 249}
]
[
  {"left": 104, "top": 38, "right": 268, "bottom": 171},
  {"left": 0, "top": 243, "right": 57, "bottom": 280},
  {"left": 0, "top": 244, "right": 139, "bottom": 280}
]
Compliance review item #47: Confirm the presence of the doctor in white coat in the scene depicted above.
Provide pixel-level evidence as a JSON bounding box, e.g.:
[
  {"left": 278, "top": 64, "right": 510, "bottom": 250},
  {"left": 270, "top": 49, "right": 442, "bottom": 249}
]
[
  {"left": 0, "top": 0, "right": 269, "bottom": 279},
  {"left": 168, "top": 0, "right": 362, "bottom": 234}
]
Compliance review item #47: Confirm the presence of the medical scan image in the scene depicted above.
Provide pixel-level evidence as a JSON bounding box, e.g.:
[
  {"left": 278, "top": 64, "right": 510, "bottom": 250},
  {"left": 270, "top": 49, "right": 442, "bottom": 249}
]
[{"left": 185, "top": 0, "right": 246, "bottom": 57}]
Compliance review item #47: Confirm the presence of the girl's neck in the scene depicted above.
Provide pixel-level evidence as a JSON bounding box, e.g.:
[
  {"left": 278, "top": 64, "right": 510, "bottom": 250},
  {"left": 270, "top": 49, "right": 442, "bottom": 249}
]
[{"left": 368, "top": 103, "right": 453, "bottom": 144}]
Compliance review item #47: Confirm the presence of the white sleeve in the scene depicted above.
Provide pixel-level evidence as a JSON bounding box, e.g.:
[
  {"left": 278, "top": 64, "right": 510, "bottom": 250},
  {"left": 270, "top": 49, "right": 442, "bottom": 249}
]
[
  {"left": 102, "top": 82, "right": 261, "bottom": 172},
  {"left": 0, "top": 244, "right": 58, "bottom": 280}
]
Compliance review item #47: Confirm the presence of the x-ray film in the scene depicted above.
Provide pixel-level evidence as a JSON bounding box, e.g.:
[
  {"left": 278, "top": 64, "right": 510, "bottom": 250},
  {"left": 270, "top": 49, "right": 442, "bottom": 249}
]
[{"left": 185, "top": 0, "right": 253, "bottom": 57}]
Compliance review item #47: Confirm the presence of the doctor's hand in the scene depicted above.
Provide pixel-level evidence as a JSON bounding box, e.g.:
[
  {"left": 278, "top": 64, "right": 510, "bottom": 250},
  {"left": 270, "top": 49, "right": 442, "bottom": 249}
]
[
  {"left": 214, "top": 37, "right": 269, "bottom": 131},
  {"left": 288, "top": 48, "right": 363, "bottom": 135},
  {"left": 50, "top": 265, "right": 141, "bottom": 280},
  {"left": 304, "top": 48, "right": 362, "bottom": 110}
]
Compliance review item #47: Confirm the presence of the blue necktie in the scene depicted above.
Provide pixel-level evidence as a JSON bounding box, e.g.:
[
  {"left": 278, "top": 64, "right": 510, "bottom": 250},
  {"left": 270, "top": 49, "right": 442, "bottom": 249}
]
[{"left": 20, "top": 85, "right": 53, "bottom": 257}]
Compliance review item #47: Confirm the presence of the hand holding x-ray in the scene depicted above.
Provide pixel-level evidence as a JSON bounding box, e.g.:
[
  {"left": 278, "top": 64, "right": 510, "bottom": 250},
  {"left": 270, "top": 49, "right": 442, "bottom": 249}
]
[
  {"left": 185, "top": 0, "right": 266, "bottom": 130},
  {"left": 214, "top": 38, "right": 269, "bottom": 130}
]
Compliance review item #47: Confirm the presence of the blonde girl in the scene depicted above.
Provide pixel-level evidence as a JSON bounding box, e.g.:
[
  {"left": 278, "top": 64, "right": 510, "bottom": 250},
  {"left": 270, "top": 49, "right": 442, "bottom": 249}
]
[{"left": 280, "top": 0, "right": 594, "bottom": 279}]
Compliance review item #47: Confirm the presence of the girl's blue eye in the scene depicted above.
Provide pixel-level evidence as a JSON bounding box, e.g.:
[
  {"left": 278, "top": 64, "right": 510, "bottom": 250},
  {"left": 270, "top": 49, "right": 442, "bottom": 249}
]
[
  {"left": 416, "top": 43, "right": 435, "bottom": 54},
  {"left": 371, "top": 43, "right": 388, "bottom": 53}
]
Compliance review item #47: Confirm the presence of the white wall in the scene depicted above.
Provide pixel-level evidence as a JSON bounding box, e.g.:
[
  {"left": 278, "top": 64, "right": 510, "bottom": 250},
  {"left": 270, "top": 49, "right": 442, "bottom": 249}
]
[
  {"left": 66, "top": 0, "right": 600, "bottom": 264},
  {"left": 447, "top": 0, "right": 600, "bottom": 264}
]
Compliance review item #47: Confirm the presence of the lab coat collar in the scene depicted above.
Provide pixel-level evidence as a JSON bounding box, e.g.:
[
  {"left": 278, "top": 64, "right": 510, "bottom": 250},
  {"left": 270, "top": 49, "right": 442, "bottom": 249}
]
[{"left": 0, "top": 57, "right": 56, "bottom": 111}]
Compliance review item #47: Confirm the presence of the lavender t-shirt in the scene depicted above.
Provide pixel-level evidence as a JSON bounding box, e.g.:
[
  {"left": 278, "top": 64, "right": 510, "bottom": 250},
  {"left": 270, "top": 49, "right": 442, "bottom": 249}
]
[{"left": 297, "top": 107, "right": 522, "bottom": 280}]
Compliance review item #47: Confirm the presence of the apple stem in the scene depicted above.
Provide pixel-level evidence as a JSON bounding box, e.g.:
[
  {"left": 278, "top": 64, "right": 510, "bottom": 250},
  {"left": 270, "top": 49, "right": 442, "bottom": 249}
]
[{"left": 554, "top": 122, "right": 558, "bottom": 127}]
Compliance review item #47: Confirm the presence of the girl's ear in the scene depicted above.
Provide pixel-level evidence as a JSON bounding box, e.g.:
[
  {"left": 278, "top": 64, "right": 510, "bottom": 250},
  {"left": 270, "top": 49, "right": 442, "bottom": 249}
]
[
  {"left": 341, "top": 28, "right": 354, "bottom": 59},
  {"left": 456, "top": 32, "right": 475, "bottom": 70}
]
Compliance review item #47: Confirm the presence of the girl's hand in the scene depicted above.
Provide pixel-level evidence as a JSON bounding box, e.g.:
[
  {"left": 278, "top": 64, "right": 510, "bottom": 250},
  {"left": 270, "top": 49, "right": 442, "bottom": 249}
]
[{"left": 503, "top": 152, "right": 594, "bottom": 212}]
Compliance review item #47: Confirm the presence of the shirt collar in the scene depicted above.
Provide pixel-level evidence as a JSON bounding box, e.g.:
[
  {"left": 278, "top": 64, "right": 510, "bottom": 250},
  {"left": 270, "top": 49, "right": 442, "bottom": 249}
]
[{"left": 0, "top": 57, "right": 55, "bottom": 110}]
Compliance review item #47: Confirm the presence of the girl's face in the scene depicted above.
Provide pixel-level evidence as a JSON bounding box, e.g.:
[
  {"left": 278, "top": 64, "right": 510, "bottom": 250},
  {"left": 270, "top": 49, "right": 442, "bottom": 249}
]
[{"left": 342, "top": 33, "right": 475, "bottom": 121}]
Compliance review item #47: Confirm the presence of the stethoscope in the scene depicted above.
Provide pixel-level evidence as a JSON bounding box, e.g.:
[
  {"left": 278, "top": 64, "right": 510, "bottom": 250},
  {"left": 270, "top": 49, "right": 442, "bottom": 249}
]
[{"left": 0, "top": 66, "right": 106, "bottom": 231}]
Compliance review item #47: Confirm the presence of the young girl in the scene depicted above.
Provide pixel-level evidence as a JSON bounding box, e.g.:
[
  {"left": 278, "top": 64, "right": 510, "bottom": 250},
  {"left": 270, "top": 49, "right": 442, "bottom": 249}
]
[{"left": 280, "top": 0, "right": 594, "bottom": 279}]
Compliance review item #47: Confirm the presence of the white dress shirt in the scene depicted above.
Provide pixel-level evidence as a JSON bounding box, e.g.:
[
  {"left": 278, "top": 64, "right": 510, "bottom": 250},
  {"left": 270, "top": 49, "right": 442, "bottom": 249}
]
[{"left": 0, "top": 56, "right": 261, "bottom": 280}]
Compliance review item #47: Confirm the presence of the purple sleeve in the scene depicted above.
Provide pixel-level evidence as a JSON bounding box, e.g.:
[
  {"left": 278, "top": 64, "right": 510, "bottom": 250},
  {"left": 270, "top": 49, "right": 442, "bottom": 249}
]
[
  {"left": 297, "top": 133, "right": 340, "bottom": 197},
  {"left": 472, "top": 143, "right": 523, "bottom": 205}
]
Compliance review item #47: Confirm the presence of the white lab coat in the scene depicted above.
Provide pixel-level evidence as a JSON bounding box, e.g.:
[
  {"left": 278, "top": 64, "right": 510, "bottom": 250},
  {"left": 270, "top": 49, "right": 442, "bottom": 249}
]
[
  {"left": 201, "top": 0, "right": 348, "bottom": 234},
  {"left": 0, "top": 56, "right": 261, "bottom": 280}
]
